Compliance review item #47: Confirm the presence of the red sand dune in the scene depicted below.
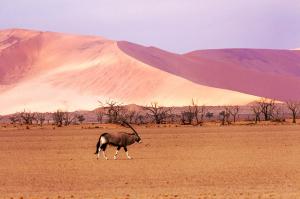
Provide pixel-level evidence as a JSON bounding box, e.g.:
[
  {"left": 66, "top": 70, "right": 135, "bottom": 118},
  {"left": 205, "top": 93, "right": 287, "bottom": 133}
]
[{"left": 1, "top": 28, "right": 299, "bottom": 114}]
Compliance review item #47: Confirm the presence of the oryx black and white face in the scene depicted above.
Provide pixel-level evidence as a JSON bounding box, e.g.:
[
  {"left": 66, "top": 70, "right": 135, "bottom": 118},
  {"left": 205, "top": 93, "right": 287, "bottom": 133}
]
[
  {"left": 134, "top": 133, "right": 142, "bottom": 143},
  {"left": 123, "top": 121, "right": 141, "bottom": 143}
]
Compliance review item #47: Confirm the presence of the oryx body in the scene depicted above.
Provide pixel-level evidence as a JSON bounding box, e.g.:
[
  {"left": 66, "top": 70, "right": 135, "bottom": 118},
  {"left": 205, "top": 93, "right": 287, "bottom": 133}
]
[{"left": 95, "top": 122, "right": 141, "bottom": 160}]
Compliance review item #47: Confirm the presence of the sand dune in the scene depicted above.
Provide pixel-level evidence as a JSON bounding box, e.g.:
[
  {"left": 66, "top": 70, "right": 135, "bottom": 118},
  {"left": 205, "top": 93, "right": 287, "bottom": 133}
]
[{"left": 3, "top": 28, "right": 298, "bottom": 114}]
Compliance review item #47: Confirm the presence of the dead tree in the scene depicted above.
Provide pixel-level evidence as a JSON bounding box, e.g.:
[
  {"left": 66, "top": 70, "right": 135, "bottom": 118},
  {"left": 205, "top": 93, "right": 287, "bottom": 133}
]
[
  {"left": 219, "top": 107, "right": 230, "bottom": 125},
  {"left": 9, "top": 114, "right": 20, "bottom": 124},
  {"left": 286, "top": 100, "right": 300, "bottom": 123},
  {"left": 251, "top": 104, "right": 261, "bottom": 124},
  {"left": 20, "top": 111, "right": 35, "bottom": 125},
  {"left": 63, "top": 112, "right": 76, "bottom": 126},
  {"left": 124, "top": 109, "right": 136, "bottom": 124},
  {"left": 166, "top": 108, "right": 177, "bottom": 124},
  {"left": 144, "top": 102, "right": 171, "bottom": 124},
  {"left": 99, "top": 100, "right": 124, "bottom": 123},
  {"left": 134, "top": 112, "right": 146, "bottom": 124},
  {"left": 53, "top": 110, "right": 65, "bottom": 127},
  {"left": 95, "top": 109, "right": 105, "bottom": 123},
  {"left": 115, "top": 107, "right": 136, "bottom": 123},
  {"left": 272, "top": 105, "right": 285, "bottom": 122},
  {"left": 192, "top": 99, "right": 200, "bottom": 124},
  {"left": 219, "top": 111, "right": 226, "bottom": 125},
  {"left": 198, "top": 105, "right": 206, "bottom": 125},
  {"left": 225, "top": 107, "right": 232, "bottom": 124},
  {"left": 36, "top": 113, "right": 46, "bottom": 126},
  {"left": 192, "top": 99, "right": 206, "bottom": 125},
  {"left": 258, "top": 98, "right": 275, "bottom": 121},
  {"left": 181, "top": 111, "right": 194, "bottom": 125},
  {"left": 76, "top": 114, "right": 85, "bottom": 124},
  {"left": 205, "top": 112, "right": 214, "bottom": 120},
  {"left": 229, "top": 105, "right": 240, "bottom": 123},
  {"left": 180, "top": 104, "right": 194, "bottom": 125}
]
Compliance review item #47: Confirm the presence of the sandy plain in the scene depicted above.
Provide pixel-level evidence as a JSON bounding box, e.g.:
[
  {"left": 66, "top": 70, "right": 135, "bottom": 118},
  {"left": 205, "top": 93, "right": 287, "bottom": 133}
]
[{"left": 0, "top": 124, "right": 300, "bottom": 198}]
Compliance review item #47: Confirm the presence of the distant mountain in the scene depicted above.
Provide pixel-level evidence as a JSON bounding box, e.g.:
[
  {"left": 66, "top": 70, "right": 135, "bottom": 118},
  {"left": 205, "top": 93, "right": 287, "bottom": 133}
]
[{"left": 1, "top": 29, "right": 299, "bottom": 114}]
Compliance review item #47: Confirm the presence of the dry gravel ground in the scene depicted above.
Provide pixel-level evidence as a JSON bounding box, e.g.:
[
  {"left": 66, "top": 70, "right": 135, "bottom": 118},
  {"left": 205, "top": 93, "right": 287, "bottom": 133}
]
[{"left": 0, "top": 124, "right": 300, "bottom": 198}]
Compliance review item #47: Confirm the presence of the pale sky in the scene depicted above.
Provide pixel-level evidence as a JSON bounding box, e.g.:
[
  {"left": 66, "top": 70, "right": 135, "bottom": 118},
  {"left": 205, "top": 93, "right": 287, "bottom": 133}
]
[{"left": 1, "top": 0, "right": 300, "bottom": 53}]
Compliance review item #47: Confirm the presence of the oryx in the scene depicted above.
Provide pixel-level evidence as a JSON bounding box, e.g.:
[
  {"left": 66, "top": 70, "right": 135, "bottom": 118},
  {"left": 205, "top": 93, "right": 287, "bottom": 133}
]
[{"left": 95, "top": 121, "right": 141, "bottom": 160}]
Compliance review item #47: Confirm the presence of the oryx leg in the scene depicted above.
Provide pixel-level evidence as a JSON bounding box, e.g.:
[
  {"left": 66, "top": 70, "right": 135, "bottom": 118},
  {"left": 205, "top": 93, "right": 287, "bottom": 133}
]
[
  {"left": 101, "top": 143, "right": 108, "bottom": 160},
  {"left": 114, "top": 146, "right": 121, "bottom": 160},
  {"left": 96, "top": 141, "right": 101, "bottom": 159},
  {"left": 97, "top": 147, "right": 101, "bottom": 159},
  {"left": 124, "top": 147, "right": 132, "bottom": 159}
]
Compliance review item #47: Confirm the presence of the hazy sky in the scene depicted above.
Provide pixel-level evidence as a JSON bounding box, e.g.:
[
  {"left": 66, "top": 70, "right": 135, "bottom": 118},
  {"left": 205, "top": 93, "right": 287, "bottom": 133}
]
[{"left": 1, "top": 0, "right": 300, "bottom": 53}]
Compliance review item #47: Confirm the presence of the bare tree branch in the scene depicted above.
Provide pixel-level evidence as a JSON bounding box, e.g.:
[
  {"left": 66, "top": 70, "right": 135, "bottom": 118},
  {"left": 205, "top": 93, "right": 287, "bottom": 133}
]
[
  {"left": 228, "top": 105, "right": 240, "bottom": 123},
  {"left": 20, "top": 110, "right": 35, "bottom": 125},
  {"left": 258, "top": 98, "right": 275, "bottom": 121},
  {"left": 36, "top": 113, "right": 46, "bottom": 126},
  {"left": 99, "top": 99, "right": 124, "bottom": 123},
  {"left": 144, "top": 102, "right": 171, "bottom": 124},
  {"left": 286, "top": 100, "right": 300, "bottom": 123},
  {"left": 251, "top": 104, "right": 261, "bottom": 124}
]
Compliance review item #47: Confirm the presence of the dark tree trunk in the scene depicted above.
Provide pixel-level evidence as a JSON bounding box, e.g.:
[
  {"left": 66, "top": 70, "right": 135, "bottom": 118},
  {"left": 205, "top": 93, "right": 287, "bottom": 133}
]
[{"left": 293, "top": 111, "right": 296, "bottom": 123}]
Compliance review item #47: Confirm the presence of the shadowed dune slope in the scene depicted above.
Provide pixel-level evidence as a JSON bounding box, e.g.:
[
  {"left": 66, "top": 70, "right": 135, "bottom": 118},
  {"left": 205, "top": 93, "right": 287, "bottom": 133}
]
[{"left": 118, "top": 41, "right": 300, "bottom": 101}]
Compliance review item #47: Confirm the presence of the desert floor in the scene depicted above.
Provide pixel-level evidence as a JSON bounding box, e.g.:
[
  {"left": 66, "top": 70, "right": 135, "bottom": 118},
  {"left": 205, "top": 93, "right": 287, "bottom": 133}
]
[{"left": 0, "top": 124, "right": 300, "bottom": 199}]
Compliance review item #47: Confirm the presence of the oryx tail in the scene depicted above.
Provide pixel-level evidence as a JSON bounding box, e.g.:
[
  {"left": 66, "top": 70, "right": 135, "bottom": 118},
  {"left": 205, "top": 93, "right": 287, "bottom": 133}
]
[{"left": 94, "top": 133, "right": 108, "bottom": 154}]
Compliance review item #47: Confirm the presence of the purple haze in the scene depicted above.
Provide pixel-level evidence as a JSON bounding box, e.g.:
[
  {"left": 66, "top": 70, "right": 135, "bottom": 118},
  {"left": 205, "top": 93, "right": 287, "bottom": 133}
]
[{"left": 0, "top": 0, "right": 300, "bottom": 53}]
